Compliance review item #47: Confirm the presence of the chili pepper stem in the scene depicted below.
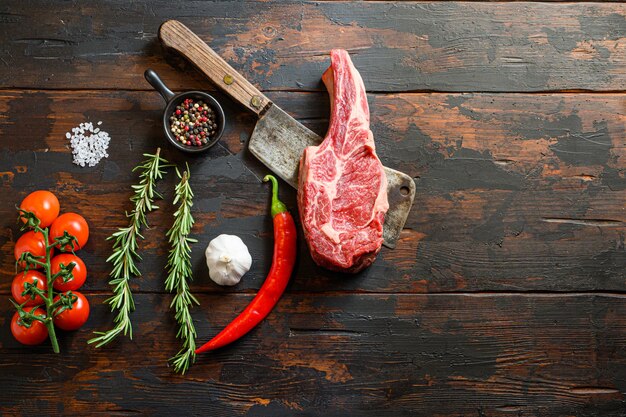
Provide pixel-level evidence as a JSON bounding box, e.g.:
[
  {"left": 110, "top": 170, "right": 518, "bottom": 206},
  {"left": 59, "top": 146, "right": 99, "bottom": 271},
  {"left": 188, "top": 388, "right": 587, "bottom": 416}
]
[{"left": 263, "top": 175, "right": 288, "bottom": 217}]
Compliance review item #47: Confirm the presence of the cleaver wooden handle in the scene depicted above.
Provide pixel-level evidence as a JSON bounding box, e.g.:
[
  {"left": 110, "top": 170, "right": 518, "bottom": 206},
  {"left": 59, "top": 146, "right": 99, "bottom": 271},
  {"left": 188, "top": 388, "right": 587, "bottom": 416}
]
[{"left": 159, "top": 20, "right": 272, "bottom": 116}]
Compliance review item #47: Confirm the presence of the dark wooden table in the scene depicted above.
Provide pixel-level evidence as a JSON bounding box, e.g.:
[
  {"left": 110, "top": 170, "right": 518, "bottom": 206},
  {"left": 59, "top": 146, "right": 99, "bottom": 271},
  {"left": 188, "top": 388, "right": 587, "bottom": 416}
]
[{"left": 1, "top": 1, "right": 625, "bottom": 416}]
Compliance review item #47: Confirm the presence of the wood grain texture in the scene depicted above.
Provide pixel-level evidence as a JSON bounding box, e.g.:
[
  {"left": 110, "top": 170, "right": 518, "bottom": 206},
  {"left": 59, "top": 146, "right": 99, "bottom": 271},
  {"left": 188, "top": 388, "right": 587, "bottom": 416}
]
[
  {"left": 0, "top": 90, "right": 623, "bottom": 295},
  {"left": 1, "top": 293, "right": 625, "bottom": 416},
  {"left": 0, "top": 1, "right": 624, "bottom": 92},
  {"left": 1, "top": 1, "right": 625, "bottom": 415}
]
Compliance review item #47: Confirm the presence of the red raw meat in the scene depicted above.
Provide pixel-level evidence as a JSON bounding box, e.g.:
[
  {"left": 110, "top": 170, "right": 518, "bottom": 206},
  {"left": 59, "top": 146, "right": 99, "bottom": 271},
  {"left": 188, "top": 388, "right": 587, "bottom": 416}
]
[{"left": 298, "top": 49, "right": 389, "bottom": 273}]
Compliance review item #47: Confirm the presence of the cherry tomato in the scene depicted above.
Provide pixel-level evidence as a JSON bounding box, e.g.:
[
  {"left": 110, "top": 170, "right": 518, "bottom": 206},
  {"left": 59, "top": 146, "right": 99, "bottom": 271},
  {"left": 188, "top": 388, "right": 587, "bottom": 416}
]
[
  {"left": 14, "top": 230, "right": 48, "bottom": 268},
  {"left": 49, "top": 213, "right": 89, "bottom": 251},
  {"left": 51, "top": 254, "right": 87, "bottom": 291},
  {"left": 11, "top": 270, "right": 47, "bottom": 306},
  {"left": 11, "top": 307, "right": 48, "bottom": 346},
  {"left": 19, "top": 190, "right": 60, "bottom": 228},
  {"left": 53, "top": 291, "right": 90, "bottom": 331}
]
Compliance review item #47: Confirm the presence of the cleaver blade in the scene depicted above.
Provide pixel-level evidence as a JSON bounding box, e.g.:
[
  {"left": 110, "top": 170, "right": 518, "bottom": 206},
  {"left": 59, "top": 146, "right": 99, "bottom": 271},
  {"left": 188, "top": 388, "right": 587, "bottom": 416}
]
[{"left": 249, "top": 104, "right": 415, "bottom": 249}]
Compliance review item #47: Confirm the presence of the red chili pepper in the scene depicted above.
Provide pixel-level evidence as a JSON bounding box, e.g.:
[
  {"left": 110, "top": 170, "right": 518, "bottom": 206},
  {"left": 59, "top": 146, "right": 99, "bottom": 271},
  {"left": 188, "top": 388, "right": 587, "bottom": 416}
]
[{"left": 195, "top": 175, "right": 297, "bottom": 353}]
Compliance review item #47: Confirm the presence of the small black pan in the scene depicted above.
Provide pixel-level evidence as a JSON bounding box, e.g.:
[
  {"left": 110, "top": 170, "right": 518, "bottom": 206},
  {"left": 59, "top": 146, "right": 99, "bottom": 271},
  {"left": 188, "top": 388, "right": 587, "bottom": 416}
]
[{"left": 144, "top": 69, "right": 225, "bottom": 153}]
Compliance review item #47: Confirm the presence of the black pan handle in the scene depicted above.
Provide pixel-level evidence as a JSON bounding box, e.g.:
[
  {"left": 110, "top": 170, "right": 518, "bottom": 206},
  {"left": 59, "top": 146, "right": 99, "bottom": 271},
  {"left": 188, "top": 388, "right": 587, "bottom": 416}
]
[{"left": 144, "top": 69, "right": 176, "bottom": 102}]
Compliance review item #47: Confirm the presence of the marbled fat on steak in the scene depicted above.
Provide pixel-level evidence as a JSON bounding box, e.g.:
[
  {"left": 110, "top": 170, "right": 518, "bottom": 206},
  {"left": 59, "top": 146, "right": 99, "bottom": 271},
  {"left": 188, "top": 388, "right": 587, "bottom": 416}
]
[{"left": 298, "top": 49, "right": 389, "bottom": 273}]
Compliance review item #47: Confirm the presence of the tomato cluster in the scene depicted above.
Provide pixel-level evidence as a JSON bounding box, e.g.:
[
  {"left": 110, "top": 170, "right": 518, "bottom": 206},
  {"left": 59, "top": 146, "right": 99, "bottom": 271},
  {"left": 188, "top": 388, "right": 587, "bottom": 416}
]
[{"left": 10, "top": 190, "right": 91, "bottom": 347}]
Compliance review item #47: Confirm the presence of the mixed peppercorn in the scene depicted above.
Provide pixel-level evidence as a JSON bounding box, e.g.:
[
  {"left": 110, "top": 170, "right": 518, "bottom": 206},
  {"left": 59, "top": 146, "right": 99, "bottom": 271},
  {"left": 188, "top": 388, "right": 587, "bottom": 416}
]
[{"left": 169, "top": 98, "right": 218, "bottom": 147}]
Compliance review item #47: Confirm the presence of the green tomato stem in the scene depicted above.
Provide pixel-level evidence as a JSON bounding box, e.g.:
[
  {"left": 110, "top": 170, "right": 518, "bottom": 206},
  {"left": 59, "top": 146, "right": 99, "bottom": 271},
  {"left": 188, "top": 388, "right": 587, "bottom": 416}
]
[
  {"left": 45, "top": 319, "right": 60, "bottom": 354},
  {"left": 27, "top": 284, "right": 47, "bottom": 300},
  {"left": 41, "top": 227, "right": 60, "bottom": 354},
  {"left": 26, "top": 259, "right": 47, "bottom": 268}
]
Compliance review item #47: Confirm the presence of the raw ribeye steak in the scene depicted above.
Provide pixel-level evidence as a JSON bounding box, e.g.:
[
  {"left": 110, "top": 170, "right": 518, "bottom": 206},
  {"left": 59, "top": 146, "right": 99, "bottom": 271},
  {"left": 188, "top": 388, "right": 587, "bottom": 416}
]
[{"left": 298, "top": 49, "right": 389, "bottom": 273}]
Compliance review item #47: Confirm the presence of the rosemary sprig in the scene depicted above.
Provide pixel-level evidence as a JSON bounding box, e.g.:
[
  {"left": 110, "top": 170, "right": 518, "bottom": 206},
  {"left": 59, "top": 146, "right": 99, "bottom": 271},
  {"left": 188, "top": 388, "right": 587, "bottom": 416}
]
[
  {"left": 165, "top": 165, "right": 199, "bottom": 374},
  {"left": 88, "top": 149, "right": 168, "bottom": 348}
]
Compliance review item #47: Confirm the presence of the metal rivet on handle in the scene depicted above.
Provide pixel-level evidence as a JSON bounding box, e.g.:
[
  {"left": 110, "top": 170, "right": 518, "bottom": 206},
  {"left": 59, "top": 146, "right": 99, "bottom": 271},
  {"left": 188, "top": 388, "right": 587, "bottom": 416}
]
[
  {"left": 223, "top": 74, "right": 234, "bottom": 85},
  {"left": 250, "top": 95, "right": 262, "bottom": 109}
]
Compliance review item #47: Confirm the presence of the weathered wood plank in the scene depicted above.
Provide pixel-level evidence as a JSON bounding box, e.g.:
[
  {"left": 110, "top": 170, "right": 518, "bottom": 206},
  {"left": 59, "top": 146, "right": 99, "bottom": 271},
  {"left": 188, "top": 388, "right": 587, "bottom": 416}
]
[
  {"left": 0, "top": 293, "right": 624, "bottom": 416},
  {"left": 0, "top": 90, "right": 623, "bottom": 293},
  {"left": 0, "top": 2, "right": 624, "bottom": 92}
]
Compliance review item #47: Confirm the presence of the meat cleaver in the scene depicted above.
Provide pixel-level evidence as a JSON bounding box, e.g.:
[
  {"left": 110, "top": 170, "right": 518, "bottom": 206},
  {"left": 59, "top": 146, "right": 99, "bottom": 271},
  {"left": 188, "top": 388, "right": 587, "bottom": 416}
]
[{"left": 159, "top": 20, "right": 415, "bottom": 248}]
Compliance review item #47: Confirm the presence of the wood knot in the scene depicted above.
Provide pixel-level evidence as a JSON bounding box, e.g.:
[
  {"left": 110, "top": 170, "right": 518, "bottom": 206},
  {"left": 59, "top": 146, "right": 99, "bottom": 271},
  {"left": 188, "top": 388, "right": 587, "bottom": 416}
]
[{"left": 262, "top": 26, "right": 277, "bottom": 38}]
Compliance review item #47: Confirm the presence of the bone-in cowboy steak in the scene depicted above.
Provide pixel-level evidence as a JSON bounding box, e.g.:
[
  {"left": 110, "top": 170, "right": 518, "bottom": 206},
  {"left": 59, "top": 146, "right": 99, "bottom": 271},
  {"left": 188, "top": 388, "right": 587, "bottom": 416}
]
[{"left": 298, "top": 49, "right": 389, "bottom": 273}]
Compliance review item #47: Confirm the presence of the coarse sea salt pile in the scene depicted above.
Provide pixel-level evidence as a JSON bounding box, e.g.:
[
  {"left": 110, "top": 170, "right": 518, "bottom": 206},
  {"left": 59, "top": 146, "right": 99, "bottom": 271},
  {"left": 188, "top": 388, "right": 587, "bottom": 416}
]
[{"left": 66, "top": 121, "right": 110, "bottom": 167}]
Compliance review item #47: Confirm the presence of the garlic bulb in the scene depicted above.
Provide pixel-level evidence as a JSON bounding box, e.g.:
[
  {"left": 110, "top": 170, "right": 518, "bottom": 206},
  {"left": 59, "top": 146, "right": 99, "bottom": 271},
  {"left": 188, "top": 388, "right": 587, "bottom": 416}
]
[{"left": 205, "top": 234, "right": 252, "bottom": 286}]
